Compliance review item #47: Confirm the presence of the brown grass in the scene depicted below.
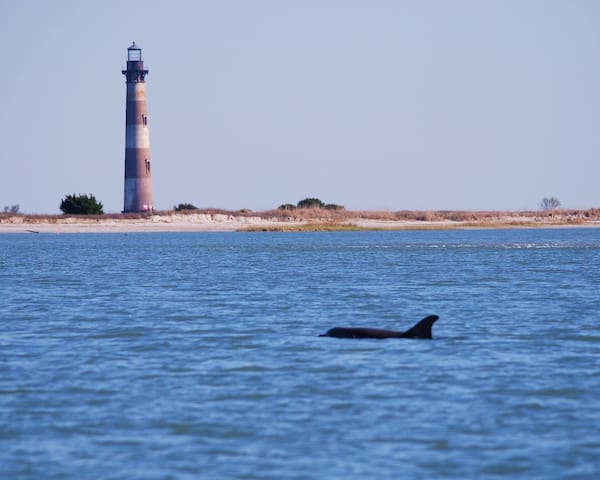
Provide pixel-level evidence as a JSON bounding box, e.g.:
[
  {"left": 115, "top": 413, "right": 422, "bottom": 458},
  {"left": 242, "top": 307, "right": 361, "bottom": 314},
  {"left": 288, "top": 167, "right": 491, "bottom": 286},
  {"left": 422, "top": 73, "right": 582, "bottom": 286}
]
[{"left": 2, "top": 207, "right": 599, "bottom": 227}]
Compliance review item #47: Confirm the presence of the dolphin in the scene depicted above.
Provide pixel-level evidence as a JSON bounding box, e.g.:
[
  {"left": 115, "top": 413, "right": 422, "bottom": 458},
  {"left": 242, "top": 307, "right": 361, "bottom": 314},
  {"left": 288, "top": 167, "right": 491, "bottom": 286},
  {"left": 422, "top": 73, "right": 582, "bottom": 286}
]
[{"left": 319, "top": 314, "right": 439, "bottom": 339}]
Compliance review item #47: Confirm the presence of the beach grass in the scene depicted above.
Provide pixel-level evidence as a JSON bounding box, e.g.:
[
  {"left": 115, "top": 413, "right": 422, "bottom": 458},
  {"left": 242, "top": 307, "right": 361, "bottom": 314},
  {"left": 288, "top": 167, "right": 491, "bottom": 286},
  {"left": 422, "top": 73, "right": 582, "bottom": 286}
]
[{"left": 1, "top": 207, "right": 598, "bottom": 234}]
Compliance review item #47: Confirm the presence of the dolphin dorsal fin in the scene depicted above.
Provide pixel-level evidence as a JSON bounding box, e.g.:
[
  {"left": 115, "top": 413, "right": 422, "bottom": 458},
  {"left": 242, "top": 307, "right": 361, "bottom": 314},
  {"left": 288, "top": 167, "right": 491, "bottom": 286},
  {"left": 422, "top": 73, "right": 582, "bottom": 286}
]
[{"left": 400, "top": 315, "right": 439, "bottom": 339}]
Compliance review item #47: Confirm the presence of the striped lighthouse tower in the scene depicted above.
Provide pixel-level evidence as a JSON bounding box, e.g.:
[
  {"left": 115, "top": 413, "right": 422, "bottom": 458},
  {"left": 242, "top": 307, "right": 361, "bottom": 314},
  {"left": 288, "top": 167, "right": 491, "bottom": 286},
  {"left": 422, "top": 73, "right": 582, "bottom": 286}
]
[{"left": 122, "top": 42, "right": 154, "bottom": 212}]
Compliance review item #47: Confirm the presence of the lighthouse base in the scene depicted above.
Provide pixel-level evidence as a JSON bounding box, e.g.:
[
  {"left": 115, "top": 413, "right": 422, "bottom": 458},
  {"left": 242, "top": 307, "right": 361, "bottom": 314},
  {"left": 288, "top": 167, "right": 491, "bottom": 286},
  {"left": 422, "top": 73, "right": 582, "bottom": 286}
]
[{"left": 123, "top": 177, "right": 154, "bottom": 213}]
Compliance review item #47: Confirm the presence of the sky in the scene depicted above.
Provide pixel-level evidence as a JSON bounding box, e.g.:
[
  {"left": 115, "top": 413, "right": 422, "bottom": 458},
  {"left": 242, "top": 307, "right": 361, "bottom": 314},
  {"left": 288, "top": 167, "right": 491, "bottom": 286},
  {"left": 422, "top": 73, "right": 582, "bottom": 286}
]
[{"left": 1, "top": 0, "right": 599, "bottom": 213}]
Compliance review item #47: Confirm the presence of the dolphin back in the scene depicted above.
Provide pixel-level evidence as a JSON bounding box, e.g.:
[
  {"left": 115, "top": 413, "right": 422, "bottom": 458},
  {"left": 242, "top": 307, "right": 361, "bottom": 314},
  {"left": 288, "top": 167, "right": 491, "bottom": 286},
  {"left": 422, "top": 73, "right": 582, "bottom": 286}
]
[
  {"left": 319, "top": 314, "right": 439, "bottom": 339},
  {"left": 399, "top": 315, "right": 439, "bottom": 339}
]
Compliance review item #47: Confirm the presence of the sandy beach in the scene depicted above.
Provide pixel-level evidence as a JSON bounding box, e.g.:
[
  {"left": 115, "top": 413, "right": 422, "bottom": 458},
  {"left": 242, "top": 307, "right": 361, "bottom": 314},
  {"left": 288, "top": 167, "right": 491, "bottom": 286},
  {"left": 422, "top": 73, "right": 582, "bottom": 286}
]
[
  {"left": 1, "top": 210, "right": 600, "bottom": 234},
  {"left": 0, "top": 213, "right": 286, "bottom": 234}
]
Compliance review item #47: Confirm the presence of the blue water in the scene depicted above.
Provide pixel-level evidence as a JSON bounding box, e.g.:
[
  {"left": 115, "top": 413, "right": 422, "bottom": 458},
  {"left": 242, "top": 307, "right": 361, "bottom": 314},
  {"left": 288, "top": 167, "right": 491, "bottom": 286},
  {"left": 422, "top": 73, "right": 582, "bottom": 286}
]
[{"left": 1, "top": 229, "right": 599, "bottom": 479}]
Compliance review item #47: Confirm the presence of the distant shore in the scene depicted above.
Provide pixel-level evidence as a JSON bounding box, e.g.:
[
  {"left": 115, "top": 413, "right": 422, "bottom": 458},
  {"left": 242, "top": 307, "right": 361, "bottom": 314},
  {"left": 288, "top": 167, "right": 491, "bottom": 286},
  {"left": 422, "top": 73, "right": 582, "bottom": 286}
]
[{"left": 2, "top": 208, "right": 600, "bottom": 234}]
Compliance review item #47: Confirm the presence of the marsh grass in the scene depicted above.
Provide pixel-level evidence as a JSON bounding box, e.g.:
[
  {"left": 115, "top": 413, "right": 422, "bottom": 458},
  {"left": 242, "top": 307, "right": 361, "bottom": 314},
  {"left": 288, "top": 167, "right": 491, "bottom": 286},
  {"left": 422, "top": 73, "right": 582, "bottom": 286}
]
[{"left": 243, "top": 223, "right": 370, "bottom": 232}]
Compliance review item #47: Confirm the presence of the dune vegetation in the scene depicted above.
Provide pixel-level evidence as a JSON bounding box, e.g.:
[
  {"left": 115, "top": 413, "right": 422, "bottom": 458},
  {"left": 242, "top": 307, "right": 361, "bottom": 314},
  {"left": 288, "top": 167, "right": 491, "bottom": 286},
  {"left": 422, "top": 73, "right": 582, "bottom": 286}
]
[{"left": 2, "top": 206, "right": 600, "bottom": 232}]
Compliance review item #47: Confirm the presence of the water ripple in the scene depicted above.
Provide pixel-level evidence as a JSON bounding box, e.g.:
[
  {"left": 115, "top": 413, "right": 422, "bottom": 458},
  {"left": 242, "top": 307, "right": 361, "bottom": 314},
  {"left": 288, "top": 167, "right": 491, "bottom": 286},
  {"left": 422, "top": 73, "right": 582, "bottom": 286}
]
[{"left": 1, "top": 229, "right": 600, "bottom": 479}]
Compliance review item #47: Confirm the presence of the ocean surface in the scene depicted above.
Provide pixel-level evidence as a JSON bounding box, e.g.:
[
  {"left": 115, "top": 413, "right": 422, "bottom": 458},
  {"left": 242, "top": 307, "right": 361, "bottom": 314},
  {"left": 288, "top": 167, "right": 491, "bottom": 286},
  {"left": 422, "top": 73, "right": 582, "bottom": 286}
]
[{"left": 1, "top": 229, "right": 599, "bottom": 479}]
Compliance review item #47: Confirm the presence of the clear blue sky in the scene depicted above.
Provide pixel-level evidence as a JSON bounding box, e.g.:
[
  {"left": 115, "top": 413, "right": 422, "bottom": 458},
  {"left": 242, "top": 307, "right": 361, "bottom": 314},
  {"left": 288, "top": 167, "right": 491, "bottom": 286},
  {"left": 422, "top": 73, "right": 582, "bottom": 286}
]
[{"left": 1, "top": 0, "right": 599, "bottom": 213}]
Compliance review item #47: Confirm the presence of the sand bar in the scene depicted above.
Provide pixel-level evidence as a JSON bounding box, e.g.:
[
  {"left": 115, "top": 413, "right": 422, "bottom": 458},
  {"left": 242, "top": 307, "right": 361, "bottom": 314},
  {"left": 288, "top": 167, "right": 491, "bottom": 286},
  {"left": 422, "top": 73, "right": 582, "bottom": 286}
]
[{"left": 1, "top": 211, "right": 599, "bottom": 234}]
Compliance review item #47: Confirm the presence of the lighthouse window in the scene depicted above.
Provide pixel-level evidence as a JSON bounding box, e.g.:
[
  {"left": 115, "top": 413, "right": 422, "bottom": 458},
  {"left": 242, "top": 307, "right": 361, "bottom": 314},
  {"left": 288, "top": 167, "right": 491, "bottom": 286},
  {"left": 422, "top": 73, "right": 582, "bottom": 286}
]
[{"left": 142, "top": 115, "right": 148, "bottom": 126}]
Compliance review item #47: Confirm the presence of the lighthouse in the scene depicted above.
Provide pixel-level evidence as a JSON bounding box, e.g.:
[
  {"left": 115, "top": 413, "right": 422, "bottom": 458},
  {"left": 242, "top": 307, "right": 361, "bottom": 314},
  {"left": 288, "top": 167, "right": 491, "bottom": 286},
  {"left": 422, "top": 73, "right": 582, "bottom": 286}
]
[{"left": 122, "top": 42, "right": 154, "bottom": 212}]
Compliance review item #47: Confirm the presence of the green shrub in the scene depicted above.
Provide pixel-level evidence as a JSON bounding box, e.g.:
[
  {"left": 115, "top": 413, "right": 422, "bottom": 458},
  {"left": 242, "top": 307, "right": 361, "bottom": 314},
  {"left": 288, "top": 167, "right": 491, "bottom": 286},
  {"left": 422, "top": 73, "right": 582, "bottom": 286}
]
[
  {"left": 174, "top": 203, "right": 199, "bottom": 211},
  {"left": 297, "top": 198, "right": 325, "bottom": 209},
  {"left": 324, "top": 203, "right": 345, "bottom": 211},
  {"left": 60, "top": 194, "right": 104, "bottom": 215},
  {"left": 278, "top": 203, "right": 297, "bottom": 211}
]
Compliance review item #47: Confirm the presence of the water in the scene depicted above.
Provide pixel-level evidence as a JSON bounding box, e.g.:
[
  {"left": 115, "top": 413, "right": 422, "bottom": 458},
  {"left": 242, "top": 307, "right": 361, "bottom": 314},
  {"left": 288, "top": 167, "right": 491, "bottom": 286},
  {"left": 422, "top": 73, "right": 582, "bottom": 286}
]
[{"left": 1, "top": 229, "right": 599, "bottom": 479}]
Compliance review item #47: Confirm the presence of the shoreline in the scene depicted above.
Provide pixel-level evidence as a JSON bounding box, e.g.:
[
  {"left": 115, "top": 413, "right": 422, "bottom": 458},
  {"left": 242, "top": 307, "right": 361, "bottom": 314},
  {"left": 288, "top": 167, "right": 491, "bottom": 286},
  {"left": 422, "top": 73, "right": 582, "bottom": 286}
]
[{"left": 1, "top": 211, "right": 600, "bottom": 234}]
